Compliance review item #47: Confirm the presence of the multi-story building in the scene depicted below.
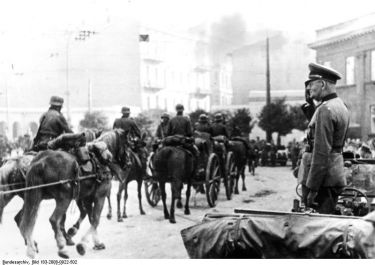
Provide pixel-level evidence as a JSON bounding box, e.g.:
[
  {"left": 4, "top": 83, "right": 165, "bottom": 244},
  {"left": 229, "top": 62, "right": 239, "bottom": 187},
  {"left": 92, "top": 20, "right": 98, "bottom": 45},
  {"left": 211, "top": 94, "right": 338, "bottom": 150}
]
[
  {"left": 0, "top": 13, "right": 141, "bottom": 139},
  {"left": 309, "top": 12, "right": 375, "bottom": 139},
  {"left": 139, "top": 26, "right": 211, "bottom": 113}
]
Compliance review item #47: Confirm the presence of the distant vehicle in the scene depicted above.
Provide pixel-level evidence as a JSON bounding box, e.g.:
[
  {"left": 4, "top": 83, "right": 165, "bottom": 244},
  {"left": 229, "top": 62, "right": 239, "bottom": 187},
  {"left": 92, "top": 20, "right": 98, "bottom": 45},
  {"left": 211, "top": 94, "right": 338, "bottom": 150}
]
[{"left": 276, "top": 145, "right": 288, "bottom": 166}]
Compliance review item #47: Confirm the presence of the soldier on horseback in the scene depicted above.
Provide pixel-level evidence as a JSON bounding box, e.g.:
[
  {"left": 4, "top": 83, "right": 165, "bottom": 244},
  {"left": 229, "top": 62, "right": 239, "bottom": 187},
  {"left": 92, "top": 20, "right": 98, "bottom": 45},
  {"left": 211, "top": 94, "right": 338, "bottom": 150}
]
[
  {"left": 166, "top": 104, "right": 199, "bottom": 158},
  {"left": 211, "top": 113, "right": 229, "bottom": 138},
  {"left": 32, "top": 96, "right": 73, "bottom": 151},
  {"left": 113, "top": 107, "right": 143, "bottom": 168},
  {"left": 194, "top": 114, "right": 213, "bottom": 135},
  {"left": 155, "top": 112, "right": 170, "bottom": 141}
]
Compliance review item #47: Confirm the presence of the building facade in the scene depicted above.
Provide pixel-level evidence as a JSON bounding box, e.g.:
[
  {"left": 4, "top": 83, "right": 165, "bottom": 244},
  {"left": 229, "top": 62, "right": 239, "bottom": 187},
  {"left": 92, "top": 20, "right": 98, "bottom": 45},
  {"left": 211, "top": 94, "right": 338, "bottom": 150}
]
[
  {"left": 309, "top": 12, "right": 375, "bottom": 139},
  {"left": 0, "top": 12, "right": 141, "bottom": 139}
]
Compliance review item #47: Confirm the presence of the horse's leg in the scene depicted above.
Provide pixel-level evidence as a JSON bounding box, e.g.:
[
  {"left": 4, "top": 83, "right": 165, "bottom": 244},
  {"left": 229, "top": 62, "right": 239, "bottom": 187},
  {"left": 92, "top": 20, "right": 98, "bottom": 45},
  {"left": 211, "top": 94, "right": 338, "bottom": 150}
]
[
  {"left": 234, "top": 168, "right": 240, "bottom": 194},
  {"left": 49, "top": 198, "right": 71, "bottom": 259},
  {"left": 241, "top": 166, "right": 247, "bottom": 191},
  {"left": 60, "top": 213, "right": 75, "bottom": 246},
  {"left": 68, "top": 200, "right": 87, "bottom": 238},
  {"left": 106, "top": 194, "right": 112, "bottom": 220},
  {"left": 137, "top": 179, "right": 146, "bottom": 215},
  {"left": 122, "top": 181, "right": 129, "bottom": 219},
  {"left": 169, "top": 182, "right": 177, "bottom": 224},
  {"left": 76, "top": 199, "right": 93, "bottom": 256},
  {"left": 91, "top": 195, "right": 106, "bottom": 251},
  {"left": 159, "top": 181, "right": 169, "bottom": 219},
  {"left": 184, "top": 181, "right": 191, "bottom": 215},
  {"left": 0, "top": 194, "right": 15, "bottom": 224},
  {"left": 14, "top": 205, "right": 38, "bottom": 251},
  {"left": 116, "top": 182, "right": 123, "bottom": 222}
]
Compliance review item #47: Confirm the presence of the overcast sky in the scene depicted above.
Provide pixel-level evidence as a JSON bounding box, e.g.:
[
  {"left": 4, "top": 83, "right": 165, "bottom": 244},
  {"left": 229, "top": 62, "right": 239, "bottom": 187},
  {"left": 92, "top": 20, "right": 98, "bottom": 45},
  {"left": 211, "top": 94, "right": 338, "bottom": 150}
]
[
  {"left": 0, "top": 0, "right": 374, "bottom": 71},
  {"left": 0, "top": 0, "right": 374, "bottom": 33}
]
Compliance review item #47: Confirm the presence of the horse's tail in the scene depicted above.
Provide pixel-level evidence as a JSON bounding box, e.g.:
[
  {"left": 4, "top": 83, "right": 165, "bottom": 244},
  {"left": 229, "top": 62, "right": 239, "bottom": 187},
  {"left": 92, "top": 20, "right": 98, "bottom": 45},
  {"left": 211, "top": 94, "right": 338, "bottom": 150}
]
[{"left": 19, "top": 162, "right": 43, "bottom": 239}]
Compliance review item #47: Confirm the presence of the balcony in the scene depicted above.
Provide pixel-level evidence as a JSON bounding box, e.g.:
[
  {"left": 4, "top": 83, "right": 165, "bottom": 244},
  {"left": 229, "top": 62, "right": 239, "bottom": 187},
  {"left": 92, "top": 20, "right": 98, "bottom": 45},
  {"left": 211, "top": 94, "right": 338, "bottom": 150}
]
[
  {"left": 143, "top": 82, "right": 164, "bottom": 93},
  {"left": 190, "top": 87, "right": 211, "bottom": 99}
]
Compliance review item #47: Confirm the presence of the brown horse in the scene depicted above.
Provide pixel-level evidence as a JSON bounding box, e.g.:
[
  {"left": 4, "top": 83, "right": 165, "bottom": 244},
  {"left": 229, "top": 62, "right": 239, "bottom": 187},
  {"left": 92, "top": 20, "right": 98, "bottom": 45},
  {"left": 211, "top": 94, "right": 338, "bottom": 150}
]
[
  {"left": 228, "top": 139, "right": 248, "bottom": 194},
  {"left": 106, "top": 134, "right": 148, "bottom": 222},
  {"left": 152, "top": 145, "right": 194, "bottom": 224},
  {"left": 19, "top": 137, "right": 115, "bottom": 259},
  {"left": 0, "top": 154, "right": 34, "bottom": 225}
]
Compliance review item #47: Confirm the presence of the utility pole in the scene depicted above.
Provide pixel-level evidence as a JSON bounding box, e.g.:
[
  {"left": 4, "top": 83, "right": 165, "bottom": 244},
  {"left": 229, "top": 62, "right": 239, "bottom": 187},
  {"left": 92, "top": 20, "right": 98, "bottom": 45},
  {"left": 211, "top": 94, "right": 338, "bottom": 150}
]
[{"left": 265, "top": 36, "right": 272, "bottom": 142}]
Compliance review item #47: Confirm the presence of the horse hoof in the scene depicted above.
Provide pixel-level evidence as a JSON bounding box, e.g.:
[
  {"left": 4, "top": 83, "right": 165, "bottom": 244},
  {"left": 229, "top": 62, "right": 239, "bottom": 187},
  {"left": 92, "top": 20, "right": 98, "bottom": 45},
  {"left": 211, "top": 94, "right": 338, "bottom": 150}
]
[
  {"left": 122, "top": 214, "right": 128, "bottom": 219},
  {"left": 66, "top": 237, "right": 75, "bottom": 246},
  {"left": 93, "top": 243, "right": 106, "bottom": 251},
  {"left": 117, "top": 217, "right": 123, "bottom": 222},
  {"left": 242, "top": 187, "right": 247, "bottom": 191},
  {"left": 140, "top": 211, "right": 146, "bottom": 215},
  {"left": 107, "top": 214, "right": 112, "bottom": 220},
  {"left": 234, "top": 190, "right": 239, "bottom": 195},
  {"left": 26, "top": 247, "right": 36, "bottom": 259},
  {"left": 67, "top": 227, "right": 78, "bottom": 237},
  {"left": 184, "top": 209, "right": 190, "bottom": 215},
  {"left": 176, "top": 201, "right": 183, "bottom": 209},
  {"left": 58, "top": 249, "right": 70, "bottom": 259},
  {"left": 169, "top": 218, "right": 176, "bottom": 224},
  {"left": 164, "top": 214, "right": 170, "bottom": 220},
  {"left": 76, "top": 243, "right": 86, "bottom": 256}
]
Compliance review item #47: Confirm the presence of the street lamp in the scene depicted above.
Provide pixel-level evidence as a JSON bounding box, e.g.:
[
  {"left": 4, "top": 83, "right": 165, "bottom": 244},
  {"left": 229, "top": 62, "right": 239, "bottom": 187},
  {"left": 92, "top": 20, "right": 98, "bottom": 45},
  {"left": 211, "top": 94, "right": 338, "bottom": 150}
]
[{"left": 65, "top": 30, "right": 97, "bottom": 121}]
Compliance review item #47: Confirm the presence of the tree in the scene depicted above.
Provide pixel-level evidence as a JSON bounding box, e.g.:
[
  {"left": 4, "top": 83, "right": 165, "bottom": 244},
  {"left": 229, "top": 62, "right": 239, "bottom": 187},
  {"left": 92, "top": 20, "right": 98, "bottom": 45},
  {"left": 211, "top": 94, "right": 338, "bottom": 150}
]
[
  {"left": 189, "top": 109, "right": 208, "bottom": 127},
  {"left": 134, "top": 109, "right": 166, "bottom": 136},
  {"left": 289, "top": 105, "right": 309, "bottom": 131},
  {"left": 79, "top": 111, "right": 109, "bottom": 130},
  {"left": 258, "top": 98, "right": 294, "bottom": 145},
  {"left": 227, "top": 108, "right": 254, "bottom": 137}
]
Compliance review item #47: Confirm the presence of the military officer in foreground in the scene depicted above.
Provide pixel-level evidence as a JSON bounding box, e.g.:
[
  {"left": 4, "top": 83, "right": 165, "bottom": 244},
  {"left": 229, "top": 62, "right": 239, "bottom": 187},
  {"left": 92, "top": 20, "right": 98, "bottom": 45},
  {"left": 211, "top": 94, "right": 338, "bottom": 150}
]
[
  {"left": 32, "top": 96, "right": 73, "bottom": 151},
  {"left": 302, "top": 63, "right": 350, "bottom": 214}
]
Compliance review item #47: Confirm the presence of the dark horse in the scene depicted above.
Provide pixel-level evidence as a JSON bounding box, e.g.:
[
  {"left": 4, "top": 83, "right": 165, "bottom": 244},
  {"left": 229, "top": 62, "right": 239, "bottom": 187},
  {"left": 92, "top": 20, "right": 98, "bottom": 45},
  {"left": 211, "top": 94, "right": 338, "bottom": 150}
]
[
  {"left": 152, "top": 143, "right": 195, "bottom": 223},
  {"left": 228, "top": 137, "right": 248, "bottom": 194},
  {"left": 106, "top": 133, "right": 148, "bottom": 222},
  {"left": 18, "top": 131, "right": 124, "bottom": 259},
  {"left": 0, "top": 154, "right": 35, "bottom": 225}
]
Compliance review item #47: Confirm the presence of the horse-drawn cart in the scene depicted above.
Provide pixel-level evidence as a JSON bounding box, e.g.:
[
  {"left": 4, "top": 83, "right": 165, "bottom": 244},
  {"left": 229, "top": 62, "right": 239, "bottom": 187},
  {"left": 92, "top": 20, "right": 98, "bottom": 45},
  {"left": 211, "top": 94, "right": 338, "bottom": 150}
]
[{"left": 144, "top": 133, "right": 236, "bottom": 208}]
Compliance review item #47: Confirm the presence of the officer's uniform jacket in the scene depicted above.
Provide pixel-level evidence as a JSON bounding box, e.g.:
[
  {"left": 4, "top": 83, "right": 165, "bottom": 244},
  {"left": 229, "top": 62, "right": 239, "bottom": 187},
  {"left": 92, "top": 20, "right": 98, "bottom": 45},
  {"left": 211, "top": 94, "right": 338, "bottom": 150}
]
[
  {"left": 195, "top": 122, "right": 213, "bottom": 135},
  {"left": 155, "top": 122, "right": 169, "bottom": 139},
  {"left": 166, "top": 114, "right": 192, "bottom": 137},
  {"left": 305, "top": 93, "right": 349, "bottom": 191},
  {"left": 211, "top": 122, "right": 229, "bottom": 138},
  {"left": 113, "top": 116, "right": 141, "bottom": 138},
  {"left": 35, "top": 108, "right": 73, "bottom": 145}
]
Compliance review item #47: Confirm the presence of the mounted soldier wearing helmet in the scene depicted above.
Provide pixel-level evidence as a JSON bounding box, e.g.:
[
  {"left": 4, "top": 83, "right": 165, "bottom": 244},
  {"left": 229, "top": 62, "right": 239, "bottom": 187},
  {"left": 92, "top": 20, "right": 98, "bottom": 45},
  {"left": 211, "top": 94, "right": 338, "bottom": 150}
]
[
  {"left": 32, "top": 96, "right": 73, "bottom": 151},
  {"left": 194, "top": 114, "right": 213, "bottom": 135}
]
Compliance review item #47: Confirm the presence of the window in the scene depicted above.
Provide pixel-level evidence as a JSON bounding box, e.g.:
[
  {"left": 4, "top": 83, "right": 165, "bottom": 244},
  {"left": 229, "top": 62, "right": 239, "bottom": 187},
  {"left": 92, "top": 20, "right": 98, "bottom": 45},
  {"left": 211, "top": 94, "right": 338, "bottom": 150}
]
[
  {"left": 346, "top": 56, "right": 355, "bottom": 85},
  {"left": 371, "top": 51, "right": 375, "bottom": 81}
]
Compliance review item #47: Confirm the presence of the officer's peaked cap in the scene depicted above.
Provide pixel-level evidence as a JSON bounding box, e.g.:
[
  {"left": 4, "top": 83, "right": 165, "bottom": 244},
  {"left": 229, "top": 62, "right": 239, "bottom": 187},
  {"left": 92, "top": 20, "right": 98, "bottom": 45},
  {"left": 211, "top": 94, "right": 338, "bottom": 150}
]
[
  {"left": 307, "top": 63, "right": 342, "bottom": 84},
  {"left": 121, "top": 106, "right": 130, "bottom": 113},
  {"left": 50, "top": 96, "right": 64, "bottom": 106},
  {"left": 175, "top": 104, "right": 184, "bottom": 110}
]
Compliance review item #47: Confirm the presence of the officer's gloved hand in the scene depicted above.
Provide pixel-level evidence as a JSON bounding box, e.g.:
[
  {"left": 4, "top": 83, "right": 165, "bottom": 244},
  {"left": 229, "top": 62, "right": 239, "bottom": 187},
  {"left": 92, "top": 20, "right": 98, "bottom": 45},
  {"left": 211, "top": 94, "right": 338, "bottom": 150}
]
[{"left": 306, "top": 190, "right": 319, "bottom": 208}]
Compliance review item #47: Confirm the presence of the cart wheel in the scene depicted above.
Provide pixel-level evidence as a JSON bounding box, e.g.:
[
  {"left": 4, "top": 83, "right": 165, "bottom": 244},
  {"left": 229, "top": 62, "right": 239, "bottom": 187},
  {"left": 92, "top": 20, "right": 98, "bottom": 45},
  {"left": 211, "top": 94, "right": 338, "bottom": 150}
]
[
  {"left": 205, "top": 153, "right": 221, "bottom": 207},
  {"left": 224, "top": 152, "right": 235, "bottom": 200},
  {"left": 144, "top": 180, "right": 160, "bottom": 207},
  {"left": 337, "top": 187, "right": 370, "bottom": 216}
]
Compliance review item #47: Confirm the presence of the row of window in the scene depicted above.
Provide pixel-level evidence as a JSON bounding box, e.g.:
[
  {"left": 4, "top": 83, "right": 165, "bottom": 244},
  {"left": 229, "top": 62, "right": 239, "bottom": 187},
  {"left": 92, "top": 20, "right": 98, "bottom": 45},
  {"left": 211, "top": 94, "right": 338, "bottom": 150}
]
[{"left": 324, "top": 51, "right": 375, "bottom": 86}]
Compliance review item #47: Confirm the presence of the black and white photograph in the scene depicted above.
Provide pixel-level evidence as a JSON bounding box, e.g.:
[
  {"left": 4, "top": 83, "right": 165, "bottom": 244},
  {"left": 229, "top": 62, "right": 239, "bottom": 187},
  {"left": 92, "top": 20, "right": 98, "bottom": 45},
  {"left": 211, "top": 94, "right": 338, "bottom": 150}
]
[{"left": 1, "top": 0, "right": 375, "bottom": 260}]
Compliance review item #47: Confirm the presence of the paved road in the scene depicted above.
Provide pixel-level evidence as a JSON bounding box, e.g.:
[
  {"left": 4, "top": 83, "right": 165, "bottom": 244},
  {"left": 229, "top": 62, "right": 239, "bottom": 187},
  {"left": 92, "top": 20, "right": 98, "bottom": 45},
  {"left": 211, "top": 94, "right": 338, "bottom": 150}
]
[{"left": 0, "top": 165, "right": 298, "bottom": 259}]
